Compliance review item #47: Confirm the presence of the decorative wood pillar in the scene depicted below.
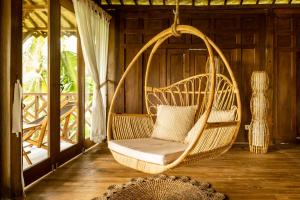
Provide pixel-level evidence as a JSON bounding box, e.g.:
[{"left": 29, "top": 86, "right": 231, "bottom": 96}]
[{"left": 265, "top": 11, "right": 274, "bottom": 144}]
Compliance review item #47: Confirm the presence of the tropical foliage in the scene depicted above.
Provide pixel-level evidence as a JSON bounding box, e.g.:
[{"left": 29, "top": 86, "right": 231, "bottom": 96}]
[
  {"left": 23, "top": 35, "right": 78, "bottom": 93},
  {"left": 23, "top": 35, "right": 93, "bottom": 139},
  {"left": 23, "top": 36, "right": 48, "bottom": 92}
]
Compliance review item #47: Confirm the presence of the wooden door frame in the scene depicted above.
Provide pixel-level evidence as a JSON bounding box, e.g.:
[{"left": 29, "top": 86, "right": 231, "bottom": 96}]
[
  {"left": 23, "top": 0, "right": 63, "bottom": 186},
  {"left": 48, "top": 0, "right": 61, "bottom": 168},
  {"left": 56, "top": 29, "right": 87, "bottom": 167}
]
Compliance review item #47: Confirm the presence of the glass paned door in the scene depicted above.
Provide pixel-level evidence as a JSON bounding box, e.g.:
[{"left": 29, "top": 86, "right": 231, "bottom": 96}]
[
  {"left": 22, "top": 0, "right": 86, "bottom": 185},
  {"left": 59, "top": 6, "right": 79, "bottom": 151},
  {"left": 22, "top": 0, "right": 50, "bottom": 170}
]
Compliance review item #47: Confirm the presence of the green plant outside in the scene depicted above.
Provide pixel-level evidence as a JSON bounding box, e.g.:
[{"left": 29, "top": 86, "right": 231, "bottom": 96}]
[{"left": 23, "top": 35, "right": 93, "bottom": 140}]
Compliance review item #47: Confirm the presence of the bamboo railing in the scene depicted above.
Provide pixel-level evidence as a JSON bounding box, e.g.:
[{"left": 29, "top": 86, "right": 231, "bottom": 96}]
[{"left": 22, "top": 92, "right": 93, "bottom": 143}]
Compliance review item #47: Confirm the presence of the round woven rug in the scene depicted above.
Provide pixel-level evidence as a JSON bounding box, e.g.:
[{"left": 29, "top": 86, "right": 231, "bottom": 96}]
[{"left": 93, "top": 174, "right": 226, "bottom": 200}]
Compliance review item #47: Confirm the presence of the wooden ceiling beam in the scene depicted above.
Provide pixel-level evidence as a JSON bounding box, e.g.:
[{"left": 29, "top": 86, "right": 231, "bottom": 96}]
[
  {"left": 41, "top": 10, "right": 48, "bottom": 18},
  {"left": 27, "top": 15, "right": 39, "bottom": 28},
  {"left": 23, "top": 30, "right": 35, "bottom": 42},
  {"left": 23, "top": 27, "right": 77, "bottom": 31},
  {"left": 32, "top": 12, "right": 47, "bottom": 26},
  {"left": 23, "top": 10, "right": 31, "bottom": 19},
  {"left": 61, "top": 0, "right": 75, "bottom": 13},
  {"left": 61, "top": 14, "right": 75, "bottom": 28},
  {"left": 23, "top": 5, "right": 47, "bottom": 11},
  {"left": 23, "top": 0, "right": 74, "bottom": 13}
]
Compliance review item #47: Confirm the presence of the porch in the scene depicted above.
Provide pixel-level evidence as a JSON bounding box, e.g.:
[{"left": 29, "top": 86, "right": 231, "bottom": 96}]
[{"left": 22, "top": 92, "right": 92, "bottom": 169}]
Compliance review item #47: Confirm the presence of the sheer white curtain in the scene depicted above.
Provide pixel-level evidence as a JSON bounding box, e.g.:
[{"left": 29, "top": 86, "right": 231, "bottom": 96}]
[{"left": 73, "top": 0, "right": 111, "bottom": 143}]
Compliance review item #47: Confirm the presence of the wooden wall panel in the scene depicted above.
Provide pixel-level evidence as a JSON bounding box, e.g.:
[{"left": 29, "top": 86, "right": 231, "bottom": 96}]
[
  {"left": 191, "top": 19, "right": 212, "bottom": 44},
  {"left": 274, "top": 14, "right": 297, "bottom": 143},
  {"left": 297, "top": 51, "right": 300, "bottom": 138},
  {"left": 241, "top": 49, "right": 257, "bottom": 142},
  {"left": 189, "top": 50, "right": 207, "bottom": 75},
  {"left": 222, "top": 49, "right": 240, "bottom": 82},
  {"left": 143, "top": 49, "right": 167, "bottom": 113},
  {"left": 144, "top": 49, "right": 167, "bottom": 88},
  {"left": 276, "top": 51, "right": 296, "bottom": 142},
  {"left": 124, "top": 48, "right": 143, "bottom": 113},
  {"left": 266, "top": 21, "right": 275, "bottom": 144},
  {"left": 167, "top": 49, "right": 185, "bottom": 85},
  {"left": 115, "top": 12, "right": 264, "bottom": 143},
  {"left": 296, "top": 18, "right": 300, "bottom": 138},
  {"left": 111, "top": 9, "right": 300, "bottom": 144}
]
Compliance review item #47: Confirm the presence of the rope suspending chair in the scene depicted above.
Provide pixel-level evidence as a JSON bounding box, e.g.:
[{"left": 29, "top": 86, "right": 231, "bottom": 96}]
[{"left": 107, "top": 1, "right": 242, "bottom": 174}]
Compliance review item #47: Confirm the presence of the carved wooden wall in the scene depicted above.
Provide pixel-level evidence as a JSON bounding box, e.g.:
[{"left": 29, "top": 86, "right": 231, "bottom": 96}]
[
  {"left": 110, "top": 8, "right": 300, "bottom": 143},
  {"left": 274, "top": 12, "right": 300, "bottom": 143}
]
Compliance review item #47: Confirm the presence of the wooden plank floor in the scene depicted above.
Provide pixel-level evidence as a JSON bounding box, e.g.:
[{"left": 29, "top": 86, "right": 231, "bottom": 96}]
[{"left": 25, "top": 144, "right": 300, "bottom": 200}]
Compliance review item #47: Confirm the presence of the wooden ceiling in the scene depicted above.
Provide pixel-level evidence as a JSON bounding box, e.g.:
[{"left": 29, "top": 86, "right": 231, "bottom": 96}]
[
  {"left": 23, "top": 0, "right": 76, "bottom": 38},
  {"left": 99, "top": 0, "right": 299, "bottom": 6},
  {"left": 22, "top": 0, "right": 299, "bottom": 39}
]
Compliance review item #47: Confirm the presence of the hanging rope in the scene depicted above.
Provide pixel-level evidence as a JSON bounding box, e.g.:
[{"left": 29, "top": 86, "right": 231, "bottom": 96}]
[{"left": 171, "top": 0, "right": 181, "bottom": 37}]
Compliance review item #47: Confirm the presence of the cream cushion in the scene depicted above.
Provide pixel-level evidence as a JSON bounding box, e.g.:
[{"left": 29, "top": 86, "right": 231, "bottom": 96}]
[
  {"left": 184, "top": 115, "right": 205, "bottom": 144},
  {"left": 108, "top": 138, "right": 188, "bottom": 165},
  {"left": 151, "top": 105, "right": 197, "bottom": 142},
  {"left": 184, "top": 106, "right": 237, "bottom": 144},
  {"left": 207, "top": 106, "right": 237, "bottom": 123}
]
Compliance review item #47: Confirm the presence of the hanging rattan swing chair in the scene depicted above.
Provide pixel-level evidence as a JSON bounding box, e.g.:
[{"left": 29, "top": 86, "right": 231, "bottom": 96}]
[{"left": 107, "top": 1, "right": 241, "bottom": 174}]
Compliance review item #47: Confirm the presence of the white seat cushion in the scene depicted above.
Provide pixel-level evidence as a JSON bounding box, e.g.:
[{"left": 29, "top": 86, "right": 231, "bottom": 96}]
[{"left": 108, "top": 138, "right": 188, "bottom": 165}]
